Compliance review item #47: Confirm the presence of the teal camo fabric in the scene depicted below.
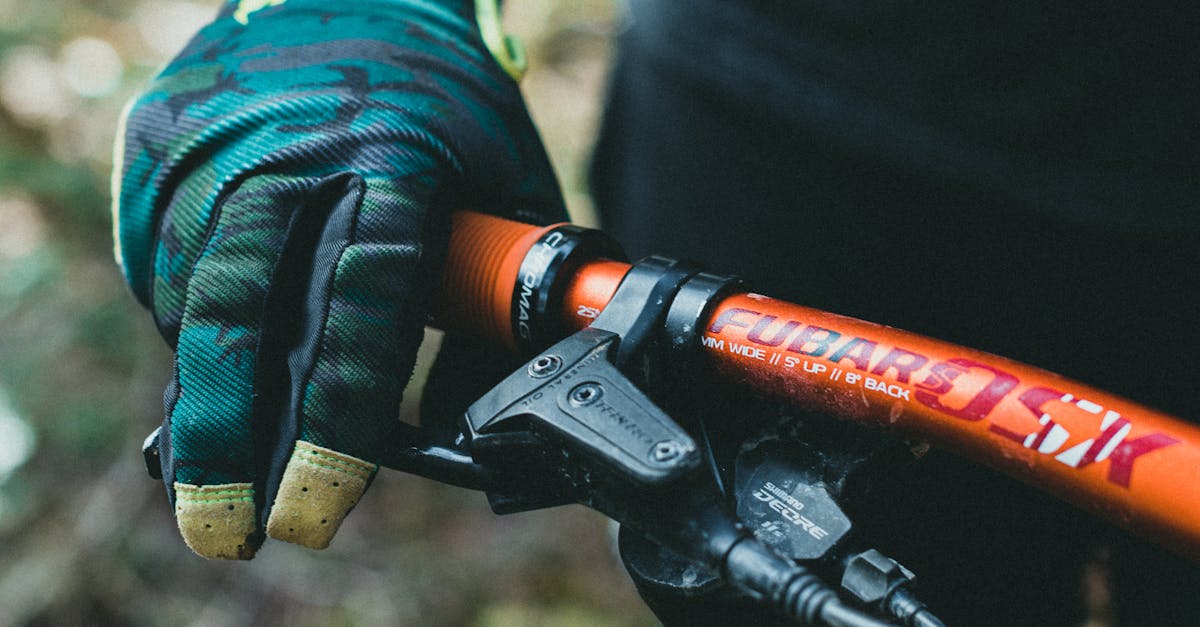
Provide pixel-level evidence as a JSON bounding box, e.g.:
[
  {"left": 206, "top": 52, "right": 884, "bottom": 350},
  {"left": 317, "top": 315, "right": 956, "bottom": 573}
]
[{"left": 113, "top": 0, "right": 564, "bottom": 553}]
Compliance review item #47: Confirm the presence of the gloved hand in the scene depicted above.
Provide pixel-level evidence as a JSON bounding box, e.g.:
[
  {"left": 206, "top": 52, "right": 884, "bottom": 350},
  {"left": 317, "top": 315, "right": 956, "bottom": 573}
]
[{"left": 112, "top": 0, "right": 564, "bottom": 559}]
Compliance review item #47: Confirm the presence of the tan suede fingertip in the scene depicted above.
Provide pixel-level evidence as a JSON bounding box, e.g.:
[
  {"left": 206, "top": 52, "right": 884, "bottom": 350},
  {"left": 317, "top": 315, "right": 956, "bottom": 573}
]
[
  {"left": 266, "top": 440, "right": 374, "bottom": 549},
  {"left": 173, "top": 482, "right": 258, "bottom": 560}
]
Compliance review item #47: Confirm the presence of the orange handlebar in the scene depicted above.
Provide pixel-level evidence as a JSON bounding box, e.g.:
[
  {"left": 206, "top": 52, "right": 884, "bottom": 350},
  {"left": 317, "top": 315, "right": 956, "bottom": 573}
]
[{"left": 435, "top": 211, "right": 1200, "bottom": 558}]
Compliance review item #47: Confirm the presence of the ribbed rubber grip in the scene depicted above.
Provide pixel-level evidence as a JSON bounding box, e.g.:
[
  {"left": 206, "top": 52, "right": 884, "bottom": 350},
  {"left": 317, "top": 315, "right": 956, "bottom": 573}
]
[{"left": 433, "top": 212, "right": 563, "bottom": 349}]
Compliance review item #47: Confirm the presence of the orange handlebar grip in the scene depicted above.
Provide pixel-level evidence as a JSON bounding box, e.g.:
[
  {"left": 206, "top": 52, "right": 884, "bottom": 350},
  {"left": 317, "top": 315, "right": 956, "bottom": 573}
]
[{"left": 433, "top": 212, "right": 564, "bottom": 350}]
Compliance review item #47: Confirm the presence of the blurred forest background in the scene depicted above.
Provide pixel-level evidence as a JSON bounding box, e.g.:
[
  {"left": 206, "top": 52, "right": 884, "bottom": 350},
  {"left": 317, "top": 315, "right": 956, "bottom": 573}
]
[{"left": 0, "top": 0, "right": 656, "bottom": 624}]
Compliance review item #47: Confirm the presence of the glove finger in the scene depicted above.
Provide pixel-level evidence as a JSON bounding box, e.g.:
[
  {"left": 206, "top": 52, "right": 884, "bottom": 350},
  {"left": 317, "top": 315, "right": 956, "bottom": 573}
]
[
  {"left": 264, "top": 172, "right": 445, "bottom": 549},
  {"left": 164, "top": 173, "right": 346, "bottom": 559},
  {"left": 164, "top": 176, "right": 290, "bottom": 559}
]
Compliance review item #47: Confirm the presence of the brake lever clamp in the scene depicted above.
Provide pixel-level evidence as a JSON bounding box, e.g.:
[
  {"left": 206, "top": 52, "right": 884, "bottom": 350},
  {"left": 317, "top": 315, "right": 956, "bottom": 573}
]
[
  {"left": 461, "top": 256, "right": 708, "bottom": 511},
  {"left": 463, "top": 326, "right": 702, "bottom": 512},
  {"left": 461, "top": 256, "right": 891, "bottom": 627}
]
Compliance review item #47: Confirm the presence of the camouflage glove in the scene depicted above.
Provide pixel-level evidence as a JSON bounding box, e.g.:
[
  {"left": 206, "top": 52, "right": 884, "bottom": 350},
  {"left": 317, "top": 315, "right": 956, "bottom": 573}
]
[{"left": 112, "top": 0, "right": 564, "bottom": 559}]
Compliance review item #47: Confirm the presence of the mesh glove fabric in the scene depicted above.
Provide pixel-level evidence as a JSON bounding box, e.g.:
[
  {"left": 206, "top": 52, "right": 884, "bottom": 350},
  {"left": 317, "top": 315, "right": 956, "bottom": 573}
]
[{"left": 112, "top": 0, "right": 564, "bottom": 559}]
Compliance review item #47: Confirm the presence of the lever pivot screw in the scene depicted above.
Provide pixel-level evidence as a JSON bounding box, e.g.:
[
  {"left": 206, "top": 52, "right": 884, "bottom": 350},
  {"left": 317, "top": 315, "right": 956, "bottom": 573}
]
[{"left": 569, "top": 382, "right": 604, "bottom": 405}]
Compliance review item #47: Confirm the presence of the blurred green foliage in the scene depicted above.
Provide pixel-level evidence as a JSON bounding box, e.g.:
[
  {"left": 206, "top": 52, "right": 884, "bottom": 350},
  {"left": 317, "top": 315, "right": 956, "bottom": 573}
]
[{"left": 0, "top": 0, "right": 653, "bottom": 624}]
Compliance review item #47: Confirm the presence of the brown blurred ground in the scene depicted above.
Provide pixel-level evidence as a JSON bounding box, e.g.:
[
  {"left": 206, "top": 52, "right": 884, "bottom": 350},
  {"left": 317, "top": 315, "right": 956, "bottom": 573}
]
[{"left": 0, "top": 1, "right": 655, "bottom": 624}]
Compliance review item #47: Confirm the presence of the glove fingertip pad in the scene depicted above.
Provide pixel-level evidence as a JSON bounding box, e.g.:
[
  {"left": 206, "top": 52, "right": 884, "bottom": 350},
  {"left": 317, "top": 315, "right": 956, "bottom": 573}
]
[
  {"left": 174, "top": 482, "right": 258, "bottom": 560},
  {"left": 266, "top": 440, "right": 374, "bottom": 550}
]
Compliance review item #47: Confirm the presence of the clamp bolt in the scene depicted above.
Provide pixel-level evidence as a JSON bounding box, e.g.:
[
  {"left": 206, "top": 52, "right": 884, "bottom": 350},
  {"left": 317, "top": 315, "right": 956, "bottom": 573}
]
[{"left": 528, "top": 354, "right": 563, "bottom": 378}]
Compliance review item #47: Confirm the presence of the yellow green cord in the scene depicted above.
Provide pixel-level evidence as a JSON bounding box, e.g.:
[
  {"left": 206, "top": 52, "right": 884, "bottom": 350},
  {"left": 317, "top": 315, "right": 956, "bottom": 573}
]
[
  {"left": 476, "top": 0, "right": 527, "bottom": 82},
  {"left": 110, "top": 96, "right": 136, "bottom": 269}
]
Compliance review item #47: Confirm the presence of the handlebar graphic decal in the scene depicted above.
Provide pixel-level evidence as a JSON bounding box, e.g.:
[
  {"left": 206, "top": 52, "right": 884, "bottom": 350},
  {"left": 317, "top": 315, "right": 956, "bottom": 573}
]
[
  {"left": 704, "top": 297, "right": 1181, "bottom": 490},
  {"left": 990, "top": 388, "right": 1179, "bottom": 487}
]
